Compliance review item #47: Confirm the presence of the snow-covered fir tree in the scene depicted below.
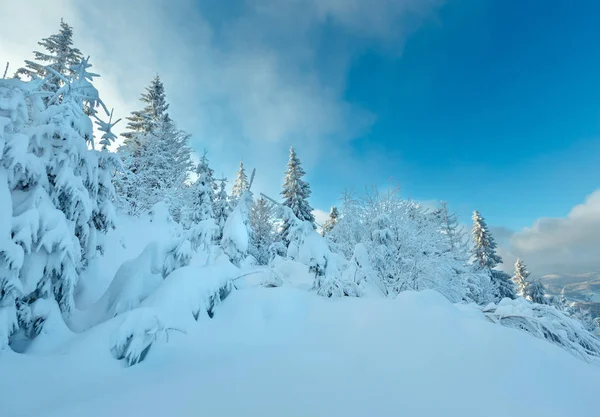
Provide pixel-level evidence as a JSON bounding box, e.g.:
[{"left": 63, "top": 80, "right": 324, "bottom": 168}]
[
  {"left": 433, "top": 202, "right": 491, "bottom": 304},
  {"left": 231, "top": 160, "right": 249, "bottom": 200},
  {"left": 512, "top": 258, "right": 530, "bottom": 298},
  {"left": 213, "top": 177, "right": 231, "bottom": 239},
  {"left": 322, "top": 206, "right": 339, "bottom": 236},
  {"left": 121, "top": 75, "right": 169, "bottom": 143},
  {"left": 281, "top": 147, "right": 315, "bottom": 242},
  {"left": 114, "top": 78, "right": 192, "bottom": 217},
  {"left": 15, "top": 19, "right": 83, "bottom": 95},
  {"left": 250, "top": 197, "right": 276, "bottom": 265},
  {"left": 470, "top": 210, "right": 515, "bottom": 301},
  {"left": 526, "top": 279, "right": 548, "bottom": 305},
  {"left": 187, "top": 153, "right": 215, "bottom": 225},
  {"left": 1, "top": 52, "right": 117, "bottom": 347}
]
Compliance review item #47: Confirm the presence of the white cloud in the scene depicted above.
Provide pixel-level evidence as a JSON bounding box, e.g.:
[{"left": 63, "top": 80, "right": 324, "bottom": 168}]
[
  {"left": 312, "top": 208, "right": 330, "bottom": 228},
  {"left": 497, "top": 190, "right": 600, "bottom": 279}
]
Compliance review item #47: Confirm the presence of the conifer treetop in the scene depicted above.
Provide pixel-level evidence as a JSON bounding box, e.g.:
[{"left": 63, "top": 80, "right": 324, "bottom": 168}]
[
  {"left": 122, "top": 75, "right": 169, "bottom": 139},
  {"left": 281, "top": 146, "right": 314, "bottom": 225},
  {"left": 16, "top": 19, "right": 83, "bottom": 93},
  {"left": 470, "top": 210, "right": 502, "bottom": 269},
  {"left": 232, "top": 160, "right": 249, "bottom": 199}
]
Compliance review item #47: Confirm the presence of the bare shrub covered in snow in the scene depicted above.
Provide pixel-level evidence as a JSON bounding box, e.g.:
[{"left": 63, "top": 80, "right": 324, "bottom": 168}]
[
  {"left": 483, "top": 298, "right": 600, "bottom": 364},
  {"left": 328, "top": 187, "right": 482, "bottom": 303}
]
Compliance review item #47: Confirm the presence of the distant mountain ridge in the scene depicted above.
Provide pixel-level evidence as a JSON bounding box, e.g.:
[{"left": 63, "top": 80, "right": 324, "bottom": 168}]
[{"left": 542, "top": 273, "right": 600, "bottom": 317}]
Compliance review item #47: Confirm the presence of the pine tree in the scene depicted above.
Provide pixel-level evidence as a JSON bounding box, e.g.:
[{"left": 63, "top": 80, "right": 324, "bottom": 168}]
[
  {"left": 1, "top": 54, "right": 117, "bottom": 346},
  {"left": 122, "top": 75, "right": 169, "bottom": 144},
  {"left": 281, "top": 147, "right": 315, "bottom": 242},
  {"left": 188, "top": 153, "right": 215, "bottom": 224},
  {"left": 231, "top": 161, "right": 249, "bottom": 199},
  {"left": 114, "top": 79, "right": 192, "bottom": 217},
  {"left": 322, "top": 206, "right": 339, "bottom": 235},
  {"left": 16, "top": 19, "right": 83, "bottom": 95},
  {"left": 512, "top": 258, "right": 530, "bottom": 298},
  {"left": 470, "top": 210, "right": 515, "bottom": 301},
  {"left": 214, "top": 177, "right": 231, "bottom": 238},
  {"left": 250, "top": 197, "right": 275, "bottom": 265},
  {"left": 526, "top": 279, "right": 548, "bottom": 305}
]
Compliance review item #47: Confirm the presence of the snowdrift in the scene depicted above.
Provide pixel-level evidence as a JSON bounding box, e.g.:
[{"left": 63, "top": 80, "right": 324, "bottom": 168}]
[{"left": 1, "top": 288, "right": 599, "bottom": 417}]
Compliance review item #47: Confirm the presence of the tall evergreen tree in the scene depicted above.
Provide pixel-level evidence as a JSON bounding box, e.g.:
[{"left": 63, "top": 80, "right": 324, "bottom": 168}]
[
  {"left": 16, "top": 19, "right": 83, "bottom": 95},
  {"left": 1, "top": 54, "right": 117, "bottom": 346},
  {"left": 322, "top": 206, "right": 339, "bottom": 236},
  {"left": 231, "top": 161, "right": 249, "bottom": 199},
  {"left": 250, "top": 197, "right": 276, "bottom": 265},
  {"left": 114, "top": 78, "right": 192, "bottom": 217},
  {"left": 512, "top": 258, "right": 531, "bottom": 298},
  {"left": 214, "top": 177, "right": 231, "bottom": 238},
  {"left": 526, "top": 279, "right": 548, "bottom": 305},
  {"left": 122, "top": 75, "right": 169, "bottom": 144},
  {"left": 188, "top": 154, "right": 215, "bottom": 224},
  {"left": 470, "top": 210, "right": 515, "bottom": 301},
  {"left": 281, "top": 147, "right": 315, "bottom": 241}
]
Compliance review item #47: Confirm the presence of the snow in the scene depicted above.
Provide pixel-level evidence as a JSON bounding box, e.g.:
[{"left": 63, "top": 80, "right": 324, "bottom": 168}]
[{"left": 1, "top": 288, "right": 599, "bottom": 417}]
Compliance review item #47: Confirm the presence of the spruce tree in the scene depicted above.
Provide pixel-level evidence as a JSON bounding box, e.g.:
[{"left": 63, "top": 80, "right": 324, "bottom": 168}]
[
  {"left": 512, "top": 258, "right": 530, "bottom": 298},
  {"left": 471, "top": 210, "right": 515, "bottom": 301},
  {"left": 281, "top": 147, "right": 315, "bottom": 242},
  {"left": 214, "top": 177, "right": 231, "bottom": 238},
  {"left": 188, "top": 154, "right": 215, "bottom": 224},
  {"left": 1, "top": 54, "right": 117, "bottom": 346},
  {"left": 114, "top": 78, "right": 192, "bottom": 217},
  {"left": 231, "top": 161, "right": 249, "bottom": 199},
  {"left": 250, "top": 197, "right": 275, "bottom": 265},
  {"left": 122, "top": 75, "right": 169, "bottom": 144},
  {"left": 16, "top": 19, "right": 83, "bottom": 94},
  {"left": 526, "top": 279, "right": 548, "bottom": 305},
  {"left": 322, "top": 206, "right": 339, "bottom": 235}
]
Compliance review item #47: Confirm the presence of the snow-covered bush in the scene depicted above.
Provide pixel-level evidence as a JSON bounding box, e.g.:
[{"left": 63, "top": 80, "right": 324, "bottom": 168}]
[
  {"left": 328, "top": 188, "right": 477, "bottom": 302},
  {"left": 110, "top": 307, "right": 166, "bottom": 367},
  {"left": 483, "top": 298, "right": 600, "bottom": 364},
  {"left": 221, "top": 190, "right": 254, "bottom": 266}
]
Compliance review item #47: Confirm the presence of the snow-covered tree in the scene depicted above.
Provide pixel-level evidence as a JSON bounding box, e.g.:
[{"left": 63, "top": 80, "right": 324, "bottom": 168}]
[
  {"left": 512, "top": 258, "right": 530, "bottom": 298},
  {"left": 1, "top": 52, "right": 117, "bottom": 348},
  {"left": 470, "top": 210, "right": 515, "bottom": 301},
  {"left": 221, "top": 190, "right": 254, "bottom": 267},
  {"left": 15, "top": 19, "right": 83, "bottom": 95},
  {"left": 433, "top": 202, "right": 491, "bottom": 304},
  {"left": 114, "top": 78, "right": 192, "bottom": 217},
  {"left": 328, "top": 188, "right": 471, "bottom": 302},
  {"left": 281, "top": 147, "right": 315, "bottom": 242},
  {"left": 250, "top": 197, "right": 275, "bottom": 265},
  {"left": 526, "top": 279, "right": 548, "bottom": 305},
  {"left": 322, "top": 206, "right": 339, "bottom": 236},
  {"left": 214, "top": 177, "right": 231, "bottom": 238},
  {"left": 187, "top": 153, "right": 215, "bottom": 225},
  {"left": 121, "top": 75, "right": 169, "bottom": 144},
  {"left": 231, "top": 161, "right": 249, "bottom": 200}
]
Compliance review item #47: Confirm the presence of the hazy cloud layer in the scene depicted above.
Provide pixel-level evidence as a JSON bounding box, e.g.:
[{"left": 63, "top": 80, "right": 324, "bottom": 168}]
[
  {"left": 1, "top": 0, "right": 442, "bottom": 206},
  {"left": 497, "top": 190, "right": 600, "bottom": 279}
]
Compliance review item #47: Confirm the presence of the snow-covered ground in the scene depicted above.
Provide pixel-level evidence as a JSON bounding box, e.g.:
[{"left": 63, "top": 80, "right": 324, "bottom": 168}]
[{"left": 2, "top": 286, "right": 599, "bottom": 417}]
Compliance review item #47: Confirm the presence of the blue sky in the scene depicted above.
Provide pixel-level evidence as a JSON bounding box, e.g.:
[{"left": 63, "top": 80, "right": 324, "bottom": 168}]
[
  {"left": 3, "top": 0, "right": 600, "bottom": 278},
  {"left": 309, "top": 0, "right": 600, "bottom": 230}
]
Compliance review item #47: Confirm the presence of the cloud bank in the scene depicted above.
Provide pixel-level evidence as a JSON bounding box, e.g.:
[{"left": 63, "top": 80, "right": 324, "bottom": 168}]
[
  {"left": 498, "top": 189, "right": 600, "bottom": 279},
  {"left": 1, "top": 0, "right": 442, "bottom": 205}
]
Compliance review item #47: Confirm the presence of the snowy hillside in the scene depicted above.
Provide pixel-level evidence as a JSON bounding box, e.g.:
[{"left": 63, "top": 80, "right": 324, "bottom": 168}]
[{"left": 2, "top": 286, "right": 600, "bottom": 417}]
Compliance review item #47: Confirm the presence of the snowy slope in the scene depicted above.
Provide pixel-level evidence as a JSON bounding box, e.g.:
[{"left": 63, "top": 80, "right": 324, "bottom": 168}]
[{"left": 2, "top": 288, "right": 599, "bottom": 417}]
